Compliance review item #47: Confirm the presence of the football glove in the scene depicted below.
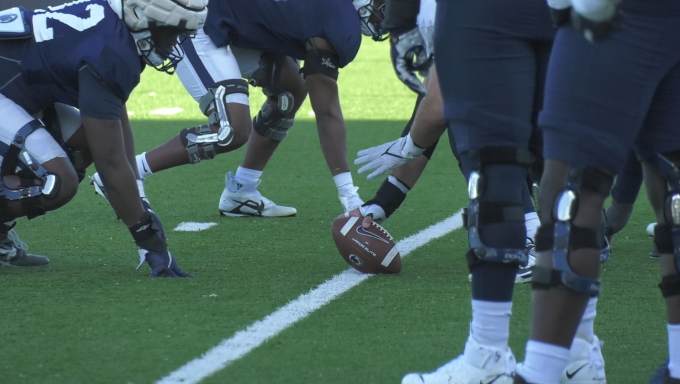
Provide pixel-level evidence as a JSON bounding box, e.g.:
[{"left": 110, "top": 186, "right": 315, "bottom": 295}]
[
  {"left": 390, "top": 27, "right": 432, "bottom": 95},
  {"left": 355, "top": 134, "right": 425, "bottom": 180},
  {"left": 140, "top": 248, "right": 194, "bottom": 278},
  {"left": 359, "top": 204, "right": 387, "bottom": 224}
]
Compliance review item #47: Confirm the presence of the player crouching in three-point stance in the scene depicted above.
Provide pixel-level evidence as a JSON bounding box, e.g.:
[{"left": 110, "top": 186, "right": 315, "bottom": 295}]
[
  {"left": 515, "top": 0, "right": 680, "bottom": 383},
  {"left": 0, "top": 0, "right": 207, "bottom": 276},
  {"left": 92, "top": 0, "right": 382, "bottom": 217}
]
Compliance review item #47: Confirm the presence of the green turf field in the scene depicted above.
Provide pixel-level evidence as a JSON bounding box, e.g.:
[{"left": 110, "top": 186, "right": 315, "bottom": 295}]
[{"left": 0, "top": 38, "right": 669, "bottom": 384}]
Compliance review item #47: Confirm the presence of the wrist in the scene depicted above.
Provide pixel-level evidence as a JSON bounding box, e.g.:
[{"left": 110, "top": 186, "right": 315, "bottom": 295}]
[{"left": 403, "top": 133, "right": 426, "bottom": 159}]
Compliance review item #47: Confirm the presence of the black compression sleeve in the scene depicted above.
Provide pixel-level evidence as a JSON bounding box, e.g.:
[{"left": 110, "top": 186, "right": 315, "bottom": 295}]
[
  {"left": 78, "top": 65, "right": 124, "bottom": 120},
  {"left": 382, "top": 0, "right": 421, "bottom": 31}
]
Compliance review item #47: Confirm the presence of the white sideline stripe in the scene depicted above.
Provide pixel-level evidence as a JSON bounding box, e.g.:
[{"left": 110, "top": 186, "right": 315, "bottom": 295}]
[
  {"left": 340, "top": 216, "right": 359, "bottom": 236},
  {"left": 174, "top": 222, "right": 218, "bottom": 232},
  {"left": 381, "top": 246, "right": 399, "bottom": 267},
  {"left": 156, "top": 210, "right": 464, "bottom": 384}
]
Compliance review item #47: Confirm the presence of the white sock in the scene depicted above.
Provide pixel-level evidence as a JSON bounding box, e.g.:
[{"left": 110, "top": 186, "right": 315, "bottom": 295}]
[
  {"left": 669, "top": 323, "right": 680, "bottom": 379},
  {"left": 521, "top": 340, "right": 570, "bottom": 384},
  {"left": 525, "top": 212, "right": 540, "bottom": 243},
  {"left": 231, "top": 166, "right": 262, "bottom": 192},
  {"left": 576, "top": 297, "right": 597, "bottom": 339},
  {"left": 137, "top": 153, "right": 153, "bottom": 178},
  {"left": 470, "top": 300, "right": 512, "bottom": 350},
  {"left": 334, "top": 172, "right": 354, "bottom": 192},
  {"left": 136, "top": 179, "right": 146, "bottom": 201}
]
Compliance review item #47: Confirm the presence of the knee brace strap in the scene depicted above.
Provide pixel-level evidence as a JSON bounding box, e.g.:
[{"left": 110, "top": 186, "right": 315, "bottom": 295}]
[
  {"left": 659, "top": 274, "right": 680, "bottom": 298},
  {"left": 180, "top": 126, "right": 216, "bottom": 164},
  {"left": 535, "top": 223, "right": 603, "bottom": 252},
  {"left": 655, "top": 224, "right": 674, "bottom": 254}
]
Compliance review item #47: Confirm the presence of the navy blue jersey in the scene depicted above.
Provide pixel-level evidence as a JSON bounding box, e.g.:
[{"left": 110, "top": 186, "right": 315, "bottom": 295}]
[
  {"left": 204, "top": 0, "right": 361, "bottom": 67},
  {"left": 3, "top": 0, "right": 141, "bottom": 114}
]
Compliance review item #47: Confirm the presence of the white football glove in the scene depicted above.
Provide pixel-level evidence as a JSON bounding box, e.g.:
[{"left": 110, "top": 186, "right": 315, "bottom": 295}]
[
  {"left": 359, "top": 204, "right": 387, "bottom": 224},
  {"left": 339, "top": 185, "right": 364, "bottom": 212},
  {"left": 355, "top": 134, "right": 425, "bottom": 180}
]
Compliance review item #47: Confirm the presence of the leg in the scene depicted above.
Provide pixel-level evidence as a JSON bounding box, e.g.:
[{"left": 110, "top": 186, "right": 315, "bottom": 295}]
[
  {"left": 139, "top": 32, "right": 252, "bottom": 176},
  {"left": 402, "top": 1, "right": 551, "bottom": 382},
  {"left": 220, "top": 53, "right": 305, "bottom": 217}
]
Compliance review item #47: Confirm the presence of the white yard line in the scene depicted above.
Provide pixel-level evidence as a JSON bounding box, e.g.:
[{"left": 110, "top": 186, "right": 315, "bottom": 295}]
[
  {"left": 174, "top": 222, "right": 218, "bottom": 232},
  {"left": 156, "top": 210, "right": 464, "bottom": 384}
]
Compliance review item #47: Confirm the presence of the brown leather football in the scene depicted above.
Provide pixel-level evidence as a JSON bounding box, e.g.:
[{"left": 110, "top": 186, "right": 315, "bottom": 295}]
[{"left": 331, "top": 215, "right": 401, "bottom": 274}]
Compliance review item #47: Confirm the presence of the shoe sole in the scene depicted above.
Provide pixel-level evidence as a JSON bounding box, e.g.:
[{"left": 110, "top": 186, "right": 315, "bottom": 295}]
[{"left": 219, "top": 209, "right": 297, "bottom": 218}]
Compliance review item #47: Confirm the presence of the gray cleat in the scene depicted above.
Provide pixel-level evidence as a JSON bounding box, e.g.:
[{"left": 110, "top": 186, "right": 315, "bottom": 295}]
[{"left": 0, "top": 222, "right": 49, "bottom": 267}]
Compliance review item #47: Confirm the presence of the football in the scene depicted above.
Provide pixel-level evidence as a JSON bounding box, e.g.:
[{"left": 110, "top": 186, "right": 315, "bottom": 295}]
[{"left": 331, "top": 215, "right": 401, "bottom": 274}]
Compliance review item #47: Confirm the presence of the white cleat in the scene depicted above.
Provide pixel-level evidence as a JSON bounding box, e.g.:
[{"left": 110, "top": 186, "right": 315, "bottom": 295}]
[
  {"left": 402, "top": 336, "right": 516, "bottom": 384},
  {"left": 515, "top": 242, "right": 537, "bottom": 284},
  {"left": 338, "top": 185, "right": 363, "bottom": 212},
  {"left": 219, "top": 172, "right": 297, "bottom": 217},
  {"left": 560, "top": 334, "right": 606, "bottom": 384},
  {"left": 90, "top": 172, "right": 109, "bottom": 202}
]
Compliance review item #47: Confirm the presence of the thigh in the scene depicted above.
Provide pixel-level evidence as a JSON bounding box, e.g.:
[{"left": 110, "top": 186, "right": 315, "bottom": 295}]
[
  {"left": 540, "top": 15, "right": 680, "bottom": 173},
  {"left": 635, "top": 62, "right": 680, "bottom": 159},
  {"left": 176, "top": 29, "right": 248, "bottom": 105},
  {"left": 435, "top": 0, "right": 546, "bottom": 152},
  {"left": 0, "top": 93, "right": 65, "bottom": 165}
]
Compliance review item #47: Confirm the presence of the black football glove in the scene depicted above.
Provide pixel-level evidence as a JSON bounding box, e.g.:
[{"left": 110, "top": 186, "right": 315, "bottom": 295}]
[
  {"left": 130, "top": 205, "right": 194, "bottom": 278},
  {"left": 143, "top": 249, "right": 194, "bottom": 278},
  {"left": 390, "top": 27, "right": 432, "bottom": 96}
]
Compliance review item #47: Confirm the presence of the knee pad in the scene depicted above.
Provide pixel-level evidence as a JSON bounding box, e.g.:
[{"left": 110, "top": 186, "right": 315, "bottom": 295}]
[
  {"left": 463, "top": 147, "right": 534, "bottom": 270},
  {"left": 531, "top": 166, "right": 614, "bottom": 296},
  {"left": 0, "top": 119, "right": 60, "bottom": 220},
  {"left": 197, "top": 79, "right": 249, "bottom": 147},
  {"left": 180, "top": 125, "right": 217, "bottom": 164}
]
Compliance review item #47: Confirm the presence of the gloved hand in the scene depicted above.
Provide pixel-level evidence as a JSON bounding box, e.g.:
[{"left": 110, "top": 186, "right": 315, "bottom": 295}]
[
  {"left": 355, "top": 134, "right": 425, "bottom": 180},
  {"left": 131, "top": 204, "right": 194, "bottom": 278},
  {"left": 390, "top": 27, "right": 432, "bottom": 95},
  {"left": 570, "top": 0, "right": 622, "bottom": 42},
  {"left": 141, "top": 248, "right": 194, "bottom": 278}
]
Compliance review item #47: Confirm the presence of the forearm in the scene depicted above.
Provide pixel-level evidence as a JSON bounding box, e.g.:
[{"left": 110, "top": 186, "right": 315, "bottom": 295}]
[
  {"left": 316, "top": 112, "right": 350, "bottom": 176},
  {"left": 408, "top": 100, "right": 446, "bottom": 149},
  {"left": 82, "top": 116, "right": 145, "bottom": 226},
  {"left": 96, "top": 155, "right": 145, "bottom": 225}
]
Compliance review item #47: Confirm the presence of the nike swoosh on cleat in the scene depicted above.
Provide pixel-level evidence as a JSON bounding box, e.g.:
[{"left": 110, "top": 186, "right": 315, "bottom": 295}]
[{"left": 566, "top": 363, "right": 588, "bottom": 379}]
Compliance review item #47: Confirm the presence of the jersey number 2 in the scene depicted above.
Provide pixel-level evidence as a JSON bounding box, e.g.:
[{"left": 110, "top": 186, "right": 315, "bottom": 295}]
[{"left": 33, "top": 3, "right": 105, "bottom": 43}]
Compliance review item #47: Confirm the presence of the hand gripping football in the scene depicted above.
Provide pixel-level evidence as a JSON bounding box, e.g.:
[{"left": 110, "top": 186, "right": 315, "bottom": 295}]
[{"left": 331, "top": 215, "right": 401, "bottom": 274}]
